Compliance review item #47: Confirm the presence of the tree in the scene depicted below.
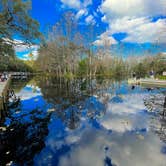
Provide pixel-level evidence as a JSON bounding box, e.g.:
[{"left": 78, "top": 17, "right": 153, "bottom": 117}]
[
  {"left": 0, "top": 38, "right": 15, "bottom": 57},
  {"left": 0, "top": 0, "right": 41, "bottom": 44},
  {"left": 0, "top": 0, "right": 42, "bottom": 72},
  {"left": 0, "top": 0, "right": 42, "bottom": 58},
  {"left": 35, "top": 12, "right": 89, "bottom": 77}
]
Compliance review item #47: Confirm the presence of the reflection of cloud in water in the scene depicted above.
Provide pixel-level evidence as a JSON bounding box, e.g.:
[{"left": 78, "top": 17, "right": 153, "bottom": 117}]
[
  {"left": 108, "top": 132, "right": 166, "bottom": 166},
  {"left": 100, "top": 113, "right": 149, "bottom": 133},
  {"left": 32, "top": 83, "right": 166, "bottom": 165},
  {"left": 108, "top": 93, "right": 148, "bottom": 114},
  {"left": 16, "top": 85, "right": 42, "bottom": 100},
  {"left": 34, "top": 89, "right": 166, "bottom": 166},
  {"left": 58, "top": 128, "right": 166, "bottom": 166},
  {"left": 9, "top": 95, "right": 49, "bottom": 125},
  {"left": 7, "top": 78, "right": 166, "bottom": 165},
  {"left": 99, "top": 93, "right": 158, "bottom": 133},
  {"left": 34, "top": 116, "right": 83, "bottom": 165},
  {"left": 34, "top": 114, "right": 165, "bottom": 166},
  {"left": 10, "top": 85, "right": 49, "bottom": 123}
]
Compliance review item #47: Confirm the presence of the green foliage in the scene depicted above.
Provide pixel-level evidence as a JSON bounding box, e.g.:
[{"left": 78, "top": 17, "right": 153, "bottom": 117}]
[
  {"left": 64, "top": 72, "right": 74, "bottom": 79},
  {"left": 77, "top": 59, "right": 88, "bottom": 76},
  {"left": 157, "top": 75, "right": 166, "bottom": 80},
  {"left": 153, "top": 60, "right": 166, "bottom": 75},
  {"left": 0, "top": 0, "right": 42, "bottom": 44},
  {"left": 0, "top": 0, "right": 42, "bottom": 72},
  {"left": 131, "top": 55, "right": 166, "bottom": 78},
  {"left": 0, "top": 39, "right": 15, "bottom": 57},
  {"left": 0, "top": 56, "right": 33, "bottom": 72},
  {"left": 133, "top": 62, "right": 147, "bottom": 78},
  {"left": 96, "top": 64, "right": 107, "bottom": 76}
]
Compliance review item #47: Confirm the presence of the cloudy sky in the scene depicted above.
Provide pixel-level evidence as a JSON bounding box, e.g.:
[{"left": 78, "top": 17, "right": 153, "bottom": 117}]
[{"left": 16, "top": 0, "right": 166, "bottom": 59}]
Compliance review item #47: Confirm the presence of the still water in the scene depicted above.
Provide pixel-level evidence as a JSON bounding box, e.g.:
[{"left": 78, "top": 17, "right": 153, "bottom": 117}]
[{"left": 0, "top": 76, "right": 166, "bottom": 166}]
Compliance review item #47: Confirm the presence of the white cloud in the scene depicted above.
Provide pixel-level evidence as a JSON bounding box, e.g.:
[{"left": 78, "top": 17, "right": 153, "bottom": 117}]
[
  {"left": 99, "top": 0, "right": 166, "bottom": 44},
  {"left": 13, "top": 39, "right": 39, "bottom": 60},
  {"left": 58, "top": 128, "right": 166, "bottom": 166},
  {"left": 98, "top": 17, "right": 166, "bottom": 44},
  {"left": 100, "top": 0, "right": 166, "bottom": 19},
  {"left": 21, "top": 50, "right": 39, "bottom": 61},
  {"left": 61, "top": 0, "right": 93, "bottom": 25},
  {"left": 101, "top": 115, "right": 133, "bottom": 132},
  {"left": 3, "top": 38, "right": 40, "bottom": 59},
  {"left": 110, "top": 17, "right": 150, "bottom": 33},
  {"left": 11, "top": 39, "right": 39, "bottom": 53},
  {"left": 93, "top": 37, "right": 117, "bottom": 46},
  {"left": 101, "top": 15, "right": 107, "bottom": 22},
  {"left": 14, "top": 44, "right": 39, "bottom": 53},
  {"left": 108, "top": 93, "right": 148, "bottom": 114},
  {"left": 93, "top": 32, "right": 117, "bottom": 46},
  {"left": 76, "top": 9, "right": 88, "bottom": 19},
  {"left": 83, "top": 0, "right": 92, "bottom": 7},
  {"left": 85, "top": 15, "right": 96, "bottom": 24},
  {"left": 2, "top": 38, "right": 39, "bottom": 53},
  {"left": 61, "top": 0, "right": 92, "bottom": 9},
  {"left": 99, "top": 93, "right": 151, "bottom": 132},
  {"left": 123, "top": 18, "right": 166, "bottom": 43},
  {"left": 16, "top": 85, "right": 41, "bottom": 100},
  {"left": 61, "top": 0, "right": 81, "bottom": 9}
]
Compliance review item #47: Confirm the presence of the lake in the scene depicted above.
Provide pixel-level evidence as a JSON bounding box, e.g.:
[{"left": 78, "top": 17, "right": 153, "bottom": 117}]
[{"left": 0, "top": 76, "right": 166, "bottom": 166}]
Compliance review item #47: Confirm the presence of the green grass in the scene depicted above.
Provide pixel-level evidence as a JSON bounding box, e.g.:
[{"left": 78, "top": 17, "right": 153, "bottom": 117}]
[{"left": 157, "top": 75, "right": 166, "bottom": 80}]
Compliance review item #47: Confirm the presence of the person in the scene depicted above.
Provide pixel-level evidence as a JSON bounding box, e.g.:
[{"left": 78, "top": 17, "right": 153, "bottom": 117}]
[
  {"left": 132, "top": 72, "right": 136, "bottom": 81},
  {"left": 0, "top": 73, "right": 2, "bottom": 82},
  {"left": 149, "top": 69, "right": 155, "bottom": 79},
  {"left": 1, "top": 73, "right": 5, "bottom": 81},
  {"left": 4, "top": 72, "right": 8, "bottom": 80}
]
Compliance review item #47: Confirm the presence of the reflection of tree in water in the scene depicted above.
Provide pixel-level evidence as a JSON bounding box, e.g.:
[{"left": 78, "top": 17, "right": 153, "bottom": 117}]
[
  {"left": 55, "top": 105, "right": 81, "bottom": 130},
  {"left": 37, "top": 76, "right": 115, "bottom": 105},
  {"left": 144, "top": 93, "right": 166, "bottom": 143},
  {"left": 37, "top": 77, "right": 112, "bottom": 129},
  {"left": 156, "top": 96, "right": 166, "bottom": 143},
  {"left": 144, "top": 94, "right": 165, "bottom": 112},
  {"left": 54, "top": 96, "right": 107, "bottom": 130},
  {"left": 10, "top": 77, "right": 33, "bottom": 93},
  {"left": 0, "top": 109, "right": 51, "bottom": 165},
  {"left": 0, "top": 77, "right": 122, "bottom": 164},
  {"left": 38, "top": 77, "right": 89, "bottom": 106}
]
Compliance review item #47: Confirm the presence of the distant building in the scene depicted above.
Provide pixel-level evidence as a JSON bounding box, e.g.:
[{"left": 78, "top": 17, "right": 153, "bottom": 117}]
[{"left": 163, "top": 71, "right": 166, "bottom": 76}]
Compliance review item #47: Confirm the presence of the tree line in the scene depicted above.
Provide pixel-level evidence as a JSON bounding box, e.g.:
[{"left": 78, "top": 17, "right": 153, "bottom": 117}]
[{"left": 34, "top": 12, "right": 166, "bottom": 79}]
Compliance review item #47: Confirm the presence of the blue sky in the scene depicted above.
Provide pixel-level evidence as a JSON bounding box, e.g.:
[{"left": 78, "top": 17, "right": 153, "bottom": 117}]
[{"left": 16, "top": 0, "right": 166, "bottom": 60}]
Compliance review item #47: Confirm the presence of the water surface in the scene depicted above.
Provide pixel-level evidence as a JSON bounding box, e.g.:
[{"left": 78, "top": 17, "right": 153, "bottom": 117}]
[{"left": 0, "top": 77, "right": 166, "bottom": 166}]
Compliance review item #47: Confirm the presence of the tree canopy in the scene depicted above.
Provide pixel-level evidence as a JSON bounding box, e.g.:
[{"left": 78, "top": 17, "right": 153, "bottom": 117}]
[
  {"left": 0, "top": 0, "right": 42, "bottom": 44},
  {"left": 0, "top": 0, "right": 42, "bottom": 71}
]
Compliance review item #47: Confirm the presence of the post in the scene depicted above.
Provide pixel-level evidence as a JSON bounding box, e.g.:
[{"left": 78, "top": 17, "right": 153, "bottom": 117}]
[{"left": 0, "top": 77, "right": 11, "bottom": 120}]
